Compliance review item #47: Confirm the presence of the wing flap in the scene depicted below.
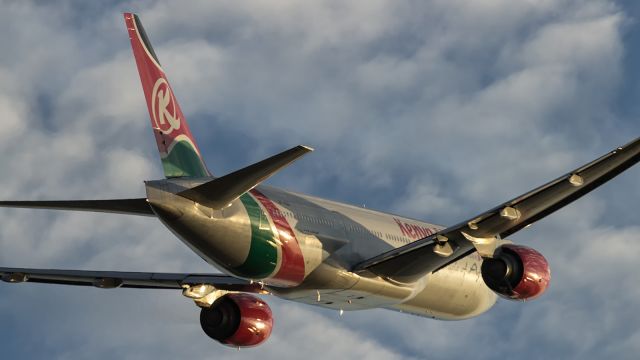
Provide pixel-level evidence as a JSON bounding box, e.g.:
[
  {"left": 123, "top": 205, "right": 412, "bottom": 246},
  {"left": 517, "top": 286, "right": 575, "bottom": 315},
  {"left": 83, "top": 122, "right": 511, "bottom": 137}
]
[
  {"left": 355, "top": 136, "right": 640, "bottom": 283},
  {"left": 0, "top": 198, "right": 155, "bottom": 216},
  {"left": 0, "top": 267, "right": 259, "bottom": 292}
]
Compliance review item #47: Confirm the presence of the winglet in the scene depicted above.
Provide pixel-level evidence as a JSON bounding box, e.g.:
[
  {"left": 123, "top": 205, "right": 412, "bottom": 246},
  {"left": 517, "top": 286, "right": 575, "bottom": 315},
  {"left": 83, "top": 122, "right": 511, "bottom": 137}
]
[{"left": 178, "top": 145, "right": 313, "bottom": 209}]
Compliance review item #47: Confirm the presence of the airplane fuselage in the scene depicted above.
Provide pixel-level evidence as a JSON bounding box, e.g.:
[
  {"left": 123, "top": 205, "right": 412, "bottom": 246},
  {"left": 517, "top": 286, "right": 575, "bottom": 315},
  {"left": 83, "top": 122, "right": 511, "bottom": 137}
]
[{"left": 145, "top": 178, "right": 497, "bottom": 320}]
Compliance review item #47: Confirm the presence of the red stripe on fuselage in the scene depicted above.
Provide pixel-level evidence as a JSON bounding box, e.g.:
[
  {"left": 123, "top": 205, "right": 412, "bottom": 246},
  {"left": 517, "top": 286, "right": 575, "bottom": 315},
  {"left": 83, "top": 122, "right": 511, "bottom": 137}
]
[{"left": 250, "top": 189, "right": 305, "bottom": 286}]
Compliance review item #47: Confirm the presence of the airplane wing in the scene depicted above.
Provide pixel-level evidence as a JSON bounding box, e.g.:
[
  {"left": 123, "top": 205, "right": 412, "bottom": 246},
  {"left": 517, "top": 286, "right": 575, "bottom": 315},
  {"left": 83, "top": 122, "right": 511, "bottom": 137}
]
[
  {"left": 0, "top": 267, "right": 261, "bottom": 293},
  {"left": 354, "top": 136, "right": 640, "bottom": 283}
]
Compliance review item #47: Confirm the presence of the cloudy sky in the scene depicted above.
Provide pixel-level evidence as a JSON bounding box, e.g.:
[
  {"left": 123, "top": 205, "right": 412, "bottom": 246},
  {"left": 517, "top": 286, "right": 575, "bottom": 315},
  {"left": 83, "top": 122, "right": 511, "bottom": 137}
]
[{"left": 0, "top": 0, "right": 638, "bottom": 358}]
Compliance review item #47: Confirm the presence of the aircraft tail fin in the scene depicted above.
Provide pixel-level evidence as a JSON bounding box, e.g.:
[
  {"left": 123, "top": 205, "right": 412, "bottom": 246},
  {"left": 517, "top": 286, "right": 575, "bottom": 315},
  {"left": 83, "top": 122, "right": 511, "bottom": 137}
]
[{"left": 124, "top": 13, "right": 210, "bottom": 178}]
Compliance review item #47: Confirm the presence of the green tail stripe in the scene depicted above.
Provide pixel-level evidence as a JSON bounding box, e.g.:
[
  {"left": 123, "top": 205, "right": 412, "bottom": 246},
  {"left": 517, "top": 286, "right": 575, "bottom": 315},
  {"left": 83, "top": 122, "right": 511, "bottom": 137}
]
[
  {"left": 235, "top": 193, "right": 278, "bottom": 278},
  {"left": 161, "top": 140, "right": 209, "bottom": 178}
]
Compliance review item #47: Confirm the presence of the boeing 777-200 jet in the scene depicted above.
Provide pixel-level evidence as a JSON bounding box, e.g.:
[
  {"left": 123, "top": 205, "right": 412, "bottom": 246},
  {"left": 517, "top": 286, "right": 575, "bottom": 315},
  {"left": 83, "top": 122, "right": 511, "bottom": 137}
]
[{"left": 0, "top": 13, "right": 638, "bottom": 347}]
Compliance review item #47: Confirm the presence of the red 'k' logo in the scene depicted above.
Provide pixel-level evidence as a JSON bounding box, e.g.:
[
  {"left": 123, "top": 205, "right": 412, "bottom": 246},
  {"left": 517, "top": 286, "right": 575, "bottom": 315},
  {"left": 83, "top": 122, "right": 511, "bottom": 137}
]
[{"left": 151, "top": 78, "right": 181, "bottom": 134}]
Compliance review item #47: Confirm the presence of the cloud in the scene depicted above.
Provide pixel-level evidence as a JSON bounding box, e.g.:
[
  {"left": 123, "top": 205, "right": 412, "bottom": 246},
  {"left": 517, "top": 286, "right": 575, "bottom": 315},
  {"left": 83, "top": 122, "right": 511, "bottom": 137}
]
[{"left": 0, "top": 0, "right": 637, "bottom": 359}]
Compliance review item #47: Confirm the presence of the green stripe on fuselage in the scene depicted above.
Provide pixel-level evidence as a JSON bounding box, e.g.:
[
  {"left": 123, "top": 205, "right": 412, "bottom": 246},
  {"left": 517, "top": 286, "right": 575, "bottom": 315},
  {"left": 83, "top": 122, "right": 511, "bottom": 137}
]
[
  {"left": 235, "top": 193, "right": 278, "bottom": 278},
  {"left": 161, "top": 140, "right": 209, "bottom": 178}
]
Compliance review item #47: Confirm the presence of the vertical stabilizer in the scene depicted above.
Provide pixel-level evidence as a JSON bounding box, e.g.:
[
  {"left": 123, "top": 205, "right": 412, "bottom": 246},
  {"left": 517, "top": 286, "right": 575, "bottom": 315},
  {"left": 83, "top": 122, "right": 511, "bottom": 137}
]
[{"left": 124, "top": 13, "right": 210, "bottom": 178}]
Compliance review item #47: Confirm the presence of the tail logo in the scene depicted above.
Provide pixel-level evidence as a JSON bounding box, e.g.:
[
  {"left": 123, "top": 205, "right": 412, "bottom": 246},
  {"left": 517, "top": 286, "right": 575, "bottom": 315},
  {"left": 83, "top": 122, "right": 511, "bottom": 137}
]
[{"left": 151, "top": 78, "right": 181, "bottom": 134}]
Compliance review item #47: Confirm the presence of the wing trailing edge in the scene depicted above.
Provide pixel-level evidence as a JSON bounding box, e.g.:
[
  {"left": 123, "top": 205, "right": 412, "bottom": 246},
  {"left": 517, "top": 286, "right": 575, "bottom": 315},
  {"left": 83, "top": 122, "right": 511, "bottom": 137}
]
[{"left": 178, "top": 145, "right": 313, "bottom": 209}]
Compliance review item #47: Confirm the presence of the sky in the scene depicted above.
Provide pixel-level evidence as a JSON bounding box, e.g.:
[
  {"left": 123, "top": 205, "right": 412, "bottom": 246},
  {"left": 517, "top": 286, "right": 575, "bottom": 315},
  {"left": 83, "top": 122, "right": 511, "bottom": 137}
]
[{"left": 0, "top": 0, "right": 639, "bottom": 359}]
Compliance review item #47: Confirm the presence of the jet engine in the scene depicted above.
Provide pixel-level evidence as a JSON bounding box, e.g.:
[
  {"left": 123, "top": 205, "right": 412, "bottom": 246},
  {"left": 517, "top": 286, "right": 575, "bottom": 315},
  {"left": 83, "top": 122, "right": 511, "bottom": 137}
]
[
  {"left": 481, "top": 244, "right": 551, "bottom": 301},
  {"left": 200, "top": 293, "right": 273, "bottom": 347}
]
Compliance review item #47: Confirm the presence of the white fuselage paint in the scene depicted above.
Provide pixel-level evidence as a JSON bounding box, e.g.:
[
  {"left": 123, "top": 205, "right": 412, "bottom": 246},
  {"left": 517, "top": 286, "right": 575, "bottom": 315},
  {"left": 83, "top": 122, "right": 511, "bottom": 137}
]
[
  {"left": 257, "top": 186, "right": 497, "bottom": 320},
  {"left": 147, "top": 180, "right": 497, "bottom": 321}
]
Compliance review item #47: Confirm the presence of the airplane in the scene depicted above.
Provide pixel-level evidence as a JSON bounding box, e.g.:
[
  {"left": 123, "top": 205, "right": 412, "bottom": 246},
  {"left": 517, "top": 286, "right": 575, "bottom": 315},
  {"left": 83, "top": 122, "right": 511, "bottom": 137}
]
[{"left": 0, "top": 12, "right": 638, "bottom": 348}]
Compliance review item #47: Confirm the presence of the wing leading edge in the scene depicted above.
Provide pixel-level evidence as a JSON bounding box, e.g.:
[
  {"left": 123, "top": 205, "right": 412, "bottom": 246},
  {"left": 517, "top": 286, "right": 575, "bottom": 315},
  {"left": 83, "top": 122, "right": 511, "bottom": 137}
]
[{"left": 355, "top": 136, "right": 640, "bottom": 283}]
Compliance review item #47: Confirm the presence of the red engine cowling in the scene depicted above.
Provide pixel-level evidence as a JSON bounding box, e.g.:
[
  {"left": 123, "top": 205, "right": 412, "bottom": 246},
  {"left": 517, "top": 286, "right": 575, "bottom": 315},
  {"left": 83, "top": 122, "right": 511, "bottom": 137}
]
[
  {"left": 481, "top": 244, "right": 551, "bottom": 301},
  {"left": 200, "top": 293, "right": 273, "bottom": 347}
]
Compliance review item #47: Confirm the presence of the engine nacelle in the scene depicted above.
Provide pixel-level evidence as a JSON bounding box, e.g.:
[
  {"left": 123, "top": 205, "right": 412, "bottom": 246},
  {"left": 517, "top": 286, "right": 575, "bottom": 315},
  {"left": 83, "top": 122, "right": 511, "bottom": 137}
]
[
  {"left": 200, "top": 293, "right": 273, "bottom": 347},
  {"left": 481, "top": 244, "right": 551, "bottom": 301}
]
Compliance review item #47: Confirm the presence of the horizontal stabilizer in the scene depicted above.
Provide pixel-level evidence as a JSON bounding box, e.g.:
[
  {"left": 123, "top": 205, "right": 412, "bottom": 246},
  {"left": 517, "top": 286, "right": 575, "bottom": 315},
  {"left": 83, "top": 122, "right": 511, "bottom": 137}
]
[
  {"left": 0, "top": 267, "right": 259, "bottom": 292},
  {"left": 179, "top": 145, "right": 313, "bottom": 209},
  {"left": 0, "top": 198, "right": 154, "bottom": 216}
]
